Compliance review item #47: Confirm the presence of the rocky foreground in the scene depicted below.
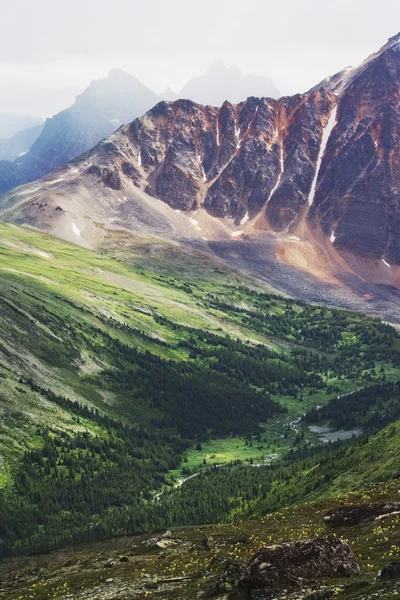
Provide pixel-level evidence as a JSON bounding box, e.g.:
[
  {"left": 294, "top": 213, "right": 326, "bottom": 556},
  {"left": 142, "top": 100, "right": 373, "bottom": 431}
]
[{"left": 0, "top": 481, "right": 399, "bottom": 600}]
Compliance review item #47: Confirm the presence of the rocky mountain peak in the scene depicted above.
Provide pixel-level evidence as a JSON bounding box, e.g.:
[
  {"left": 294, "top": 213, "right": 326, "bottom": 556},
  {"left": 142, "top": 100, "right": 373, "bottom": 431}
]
[{"left": 2, "top": 34, "right": 400, "bottom": 279}]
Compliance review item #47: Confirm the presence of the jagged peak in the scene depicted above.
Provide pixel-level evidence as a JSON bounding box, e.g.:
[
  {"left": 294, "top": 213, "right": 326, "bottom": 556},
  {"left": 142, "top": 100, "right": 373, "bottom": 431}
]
[
  {"left": 106, "top": 67, "right": 137, "bottom": 81},
  {"left": 386, "top": 32, "right": 400, "bottom": 49},
  {"left": 207, "top": 59, "right": 229, "bottom": 73}
]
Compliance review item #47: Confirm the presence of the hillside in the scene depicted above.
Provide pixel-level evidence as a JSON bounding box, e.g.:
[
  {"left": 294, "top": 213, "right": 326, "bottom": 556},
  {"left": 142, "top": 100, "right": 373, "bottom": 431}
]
[
  {"left": 0, "top": 478, "right": 399, "bottom": 599},
  {"left": 0, "top": 222, "right": 399, "bottom": 560}
]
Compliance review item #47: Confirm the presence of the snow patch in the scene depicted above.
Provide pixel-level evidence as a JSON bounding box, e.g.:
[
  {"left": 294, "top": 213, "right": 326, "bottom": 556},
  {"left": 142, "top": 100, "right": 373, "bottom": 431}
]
[
  {"left": 202, "top": 237, "right": 208, "bottom": 241},
  {"left": 235, "top": 124, "right": 242, "bottom": 149},
  {"left": 290, "top": 236, "right": 300, "bottom": 241},
  {"left": 18, "top": 150, "right": 28, "bottom": 157},
  {"left": 240, "top": 212, "right": 249, "bottom": 226},
  {"left": 216, "top": 121, "right": 220, "bottom": 146},
  {"left": 330, "top": 230, "right": 336, "bottom": 243},
  {"left": 138, "top": 151, "right": 142, "bottom": 166},
  {"left": 382, "top": 258, "right": 391, "bottom": 268},
  {"left": 231, "top": 230, "right": 243, "bottom": 237},
  {"left": 201, "top": 166, "right": 207, "bottom": 182},
  {"left": 189, "top": 218, "right": 199, "bottom": 226},
  {"left": 72, "top": 223, "right": 80, "bottom": 236},
  {"left": 266, "top": 133, "right": 285, "bottom": 204},
  {"left": 308, "top": 106, "right": 338, "bottom": 206}
]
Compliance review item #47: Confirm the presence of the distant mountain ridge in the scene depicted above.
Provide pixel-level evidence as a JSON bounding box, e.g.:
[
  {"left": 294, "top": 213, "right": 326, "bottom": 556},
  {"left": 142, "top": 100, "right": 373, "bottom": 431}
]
[
  {"left": 0, "top": 114, "right": 43, "bottom": 139},
  {"left": 0, "top": 69, "right": 159, "bottom": 193},
  {"left": 179, "top": 60, "right": 281, "bottom": 106},
  {"left": 0, "top": 123, "right": 44, "bottom": 161},
  {"left": 0, "top": 64, "right": 280, "bottom": 194}
]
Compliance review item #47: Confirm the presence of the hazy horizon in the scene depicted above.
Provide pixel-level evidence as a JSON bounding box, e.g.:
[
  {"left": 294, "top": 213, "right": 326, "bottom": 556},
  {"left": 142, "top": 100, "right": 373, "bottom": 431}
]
[{"left": 1, "top": 0, "right": 399, "bottom": 118}]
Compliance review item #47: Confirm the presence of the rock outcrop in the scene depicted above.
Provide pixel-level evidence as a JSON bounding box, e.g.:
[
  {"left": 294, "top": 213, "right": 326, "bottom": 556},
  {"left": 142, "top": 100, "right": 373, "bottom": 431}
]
[
  {"left": 235, "top": 537, "right": 359, "bottom": 598},
  {"left": 324, "top": 502, "right": 400, "bottom": 527},
  {"left": 378, "top": 561, "right": 400, "bottom": 579}
]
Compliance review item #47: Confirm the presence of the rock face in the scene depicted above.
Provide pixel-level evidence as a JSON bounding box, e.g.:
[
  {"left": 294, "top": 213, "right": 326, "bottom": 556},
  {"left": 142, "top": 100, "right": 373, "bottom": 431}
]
[
  {"left": 309, "top": 33, "right": 400, "bottom": 264},
  {"left": 76, "top": 90, "right": 335, "bottom": 227},
  {"left": 324, "top": 502, "right": 400, "bottom": 527},
  {"left": 236, "top": 537, "right": 359, "bottom": 598}
]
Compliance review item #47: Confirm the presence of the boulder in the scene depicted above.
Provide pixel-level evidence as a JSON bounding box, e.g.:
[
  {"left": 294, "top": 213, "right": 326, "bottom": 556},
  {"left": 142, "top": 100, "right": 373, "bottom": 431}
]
[
  {"left": 378, "top": 562, "right": 400, "bottom": 580},
  {"left": 236, "top": 537, "right": 359, "bottom": 599},
  {"left": 324, "top": 502, "right": 400, "bottom": 527},
  {"left": 161, "top": 529, "right": 173, "bottom": 539},
  {"left": 118, "top": 556, "right": 129, "bottom": 563},
  {"left": 199, "top": 536, "right": 216, "bottom": 551}
]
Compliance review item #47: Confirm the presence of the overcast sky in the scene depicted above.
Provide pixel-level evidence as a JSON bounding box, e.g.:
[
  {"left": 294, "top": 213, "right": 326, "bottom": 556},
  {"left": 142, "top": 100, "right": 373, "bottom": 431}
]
[{"left": 1, "top": 0, "right": 399, "bottom": 117}]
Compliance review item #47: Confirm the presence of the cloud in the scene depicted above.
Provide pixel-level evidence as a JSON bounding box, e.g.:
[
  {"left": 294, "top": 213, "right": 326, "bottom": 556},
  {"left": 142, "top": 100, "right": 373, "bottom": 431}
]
[{"left": 0, "top": 0, "right": 399, "bottom": 115}]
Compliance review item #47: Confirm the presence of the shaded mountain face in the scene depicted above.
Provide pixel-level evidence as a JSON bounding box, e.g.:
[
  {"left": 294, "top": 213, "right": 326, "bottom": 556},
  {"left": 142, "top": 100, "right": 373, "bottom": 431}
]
[
  {"left": 309, "top": 33, "right": 400, "bottom": 264},
  {"left": 179, "top": 60, "right": 281, "bottom": 106},
  {"left": 0, "top": 123, "right": 44, "bottom": 161},
  {"left": 0, "top": 114, "right": 43, "bottom": 139},
  {"left": 1, "top": 34, "right": 400, "bottom": 274},
  {"left": 0, "top": 69, "right": 159, "bottom": 193}
]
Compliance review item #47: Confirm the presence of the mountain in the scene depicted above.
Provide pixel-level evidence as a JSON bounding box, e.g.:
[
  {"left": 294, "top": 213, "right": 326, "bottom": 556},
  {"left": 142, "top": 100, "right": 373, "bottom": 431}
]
[
  {"left": 0, "top": 123, "right": 44, "bottom": 161},
  {"left": 0, "top": 113, "right": 43, "bottom": 139},
  {"left": 1, "top": 35, "right": 400, "bottom": 320},
  {"left": 179, "top": 59, "right": 281, "bottom": 105},
  {"left": 0, "top": 69, "right": 159, "bottom": 193},
  {"left": 309, "top": 33, "right": 400, "bottom": 264},
  {"left": 159, "top": 86, "right": 180, "bottom": 101},
  {"left": 2, "top": 36, "right": 400, "bottom": 595}
]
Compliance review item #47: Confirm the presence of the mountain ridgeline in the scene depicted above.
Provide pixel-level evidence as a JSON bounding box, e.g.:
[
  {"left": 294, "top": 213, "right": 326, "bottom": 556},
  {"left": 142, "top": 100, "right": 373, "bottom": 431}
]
[{"left": 0, "top": 69, "right": 159, "bottom": 193}]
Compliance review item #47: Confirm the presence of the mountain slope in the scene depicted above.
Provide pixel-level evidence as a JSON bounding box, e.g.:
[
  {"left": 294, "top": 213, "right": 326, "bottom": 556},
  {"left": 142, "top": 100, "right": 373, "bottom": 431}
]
[
  {"left": 180, "top": 60, "right": 281, "bottom": 105},
  {"left": 0, "top": 113, "right": 43, "bottom": 139},
  {"left": 0, "top": 123, "right": 44, "bottom": 161},
  {"left": 0, "top": 69, "right": 159, "bottom": 193},
  {"left": 1, "top": 35, "right": 400, "bottom": 318},
  {"left": 309, "top": 33, "right": 400, "bottom": 264}
]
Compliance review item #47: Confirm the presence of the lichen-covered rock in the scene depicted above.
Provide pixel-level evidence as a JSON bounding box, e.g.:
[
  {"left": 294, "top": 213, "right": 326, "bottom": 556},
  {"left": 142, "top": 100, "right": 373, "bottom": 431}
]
[
  {"left": 324, "top": 502, "right": 400, "bottom": 527},
  {"left": 236, "top": 537, "right": 359, "bottom": 598},
  {"left": 378, "top": 561, "right": 400, "bottom": 579}
]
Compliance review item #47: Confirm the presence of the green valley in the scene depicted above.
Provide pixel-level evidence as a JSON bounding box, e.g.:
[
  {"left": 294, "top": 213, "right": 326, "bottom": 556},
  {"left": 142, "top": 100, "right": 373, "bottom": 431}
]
[{"left": 0, "top": 222, "right": 399, "bottom": 561}]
